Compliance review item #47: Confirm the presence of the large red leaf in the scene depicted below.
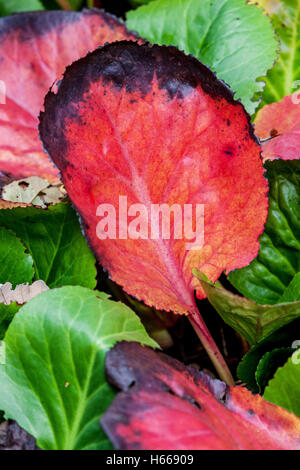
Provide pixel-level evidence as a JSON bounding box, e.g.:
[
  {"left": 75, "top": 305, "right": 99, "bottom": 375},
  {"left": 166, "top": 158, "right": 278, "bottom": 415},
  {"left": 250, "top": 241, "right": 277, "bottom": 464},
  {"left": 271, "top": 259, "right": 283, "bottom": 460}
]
[
  {"left": 0, "top": 9, "right": 137, "bottom": 182},
  {"left": 255, "top": 93, "right": 300, "bottom": 161},
  {"left": 101, "top": 342, "right": 300, "bottom": 450},
  {"left": 40, "top": 42, "right": 268, "bottom": 315}
]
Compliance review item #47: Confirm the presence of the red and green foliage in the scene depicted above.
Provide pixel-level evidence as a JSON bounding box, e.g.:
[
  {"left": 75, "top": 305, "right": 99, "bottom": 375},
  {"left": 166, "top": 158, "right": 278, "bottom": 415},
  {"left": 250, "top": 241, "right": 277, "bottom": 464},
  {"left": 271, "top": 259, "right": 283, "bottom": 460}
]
[{"left": 39, "top": 41, "right": 268, "bottom": 314}]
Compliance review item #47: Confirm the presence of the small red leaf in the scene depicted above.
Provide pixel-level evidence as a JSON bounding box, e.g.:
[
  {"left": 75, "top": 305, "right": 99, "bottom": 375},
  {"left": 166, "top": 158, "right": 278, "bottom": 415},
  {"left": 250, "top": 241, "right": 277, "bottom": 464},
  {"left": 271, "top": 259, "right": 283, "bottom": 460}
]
[
  {"left": 40, "top": 42, "right": 268, "bottom": 314},
  {"left": 255, "top": 93, "right": 300, "bottom": 161},
  {"left": 0, "top": 9, "right": 138, "bottom": 182},
  {"left": 101, "top": 342, "right": 300, "bottom": 450}
]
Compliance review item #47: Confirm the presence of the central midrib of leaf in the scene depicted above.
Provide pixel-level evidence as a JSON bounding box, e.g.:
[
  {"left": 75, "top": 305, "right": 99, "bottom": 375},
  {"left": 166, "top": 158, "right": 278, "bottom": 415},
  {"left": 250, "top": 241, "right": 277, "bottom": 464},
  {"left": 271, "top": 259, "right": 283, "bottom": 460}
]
[
  {"left": 195, "top": 0, "right": 228, "bottom": 57},
  {"left": 103, "top": 103, "right": 196, "bottom": 312},
  {"left": 63, "top": 314, "right": 147, "bottom": 449},
  {"left": 54, "top": 302, "right": 105, "bottom": 450},
  {"left": 65, "top": 345, "right": 100, "bottom": 450}
]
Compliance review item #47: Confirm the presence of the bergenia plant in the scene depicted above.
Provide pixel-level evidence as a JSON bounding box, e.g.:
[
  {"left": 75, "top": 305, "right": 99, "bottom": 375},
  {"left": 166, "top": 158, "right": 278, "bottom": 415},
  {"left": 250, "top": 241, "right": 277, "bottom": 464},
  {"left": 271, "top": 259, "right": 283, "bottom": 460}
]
[{"left": 0, "top": 0, "right": 299, "bottom": 452}]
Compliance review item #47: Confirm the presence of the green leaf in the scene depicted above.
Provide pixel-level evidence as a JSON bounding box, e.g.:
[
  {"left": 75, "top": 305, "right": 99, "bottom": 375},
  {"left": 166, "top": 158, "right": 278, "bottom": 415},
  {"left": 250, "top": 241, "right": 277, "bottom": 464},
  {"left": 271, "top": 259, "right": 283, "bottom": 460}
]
[
  {"left": 0, "top": 303, "right": 20, "bottom": 340},
  {"left": 41, "top": 0, "right": 60, "bottom": 9},
  {"left": 66, "top": 0, "right": 83, "bottom": 9},
  {"left": 126, "top": 0, "right": 277, "bottom": 113},
  {"left": 0, "top": 286, "right": 157, "bottom": 450},
  {"left": 255, "top": 347, "right": 293, "bottom": 393},
  {"left": 194, "top": 270, "right": 300, "bottom": 345},
  {"left": 229, "top": 160, "right": 300, "bottom": 305},
  {"left": 237, "top": 316, "right": 300, "bottom": 392},
  {"left": 0, "top": 202, "right": 96, "bottom": 289},
  {"left": 264, "top": 349, "right": 300, "bottom": 418},
  {"left": 0, "top": 0, "right": 45, "bottom": 15},
  {"left": 256, "top": 0, "right": 300, "bottom": 106},
  {"left": 278, "top": 272, "right": 300, "bottom": 302},
  {"left": 129, "top": 0, "right": 152, "bottom": 6},
  {"left": 0, "top": 226, "right": 34, "bottom": 286}
]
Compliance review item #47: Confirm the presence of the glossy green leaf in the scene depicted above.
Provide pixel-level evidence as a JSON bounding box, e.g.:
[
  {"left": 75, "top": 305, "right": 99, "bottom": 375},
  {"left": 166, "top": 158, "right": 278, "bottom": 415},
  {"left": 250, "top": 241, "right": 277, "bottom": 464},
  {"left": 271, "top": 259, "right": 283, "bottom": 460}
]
[
  {"left": 0, "top": 0, "right": 44, "bottom": 15},
  {"left": 279, "top": 272, "right": 300, "bottom": 302},
  {"left": 40, "top": 0, "right": 60, "bottom": 9},
  {"left": 66, "top": 0, "right": 83, "bottom": 9},
  {"left": 237, "top": 316, "right": 300, "bottom": 392},
  {"left": 127, "top": 0, "right": 277, "bottom": 113},
  {"left": 255, "top": 347, "right": 293, "bottom": 393},
  {"left": 229, "top": 160, "right": 300, "bottom": 305},
  {"left": 256, "top": 0, "right": 300, "bottom": 106},
  {"left": 0, "top": 203, "right": 96, "bottom": 289},
  {"left": 264, "top": 349, "right": 300, "bottom": 418},
  {"left": 194, "top": 270, "right": 300, "bottom": 345},
  {"left": 0, "top": 226, "right": 34, "bottom": 286},
  {"left": 0, "top": 286, "right": 157, "bottom": 450},
  {"left": 129, "top": 0, "right": 152, "bottom": 6}
]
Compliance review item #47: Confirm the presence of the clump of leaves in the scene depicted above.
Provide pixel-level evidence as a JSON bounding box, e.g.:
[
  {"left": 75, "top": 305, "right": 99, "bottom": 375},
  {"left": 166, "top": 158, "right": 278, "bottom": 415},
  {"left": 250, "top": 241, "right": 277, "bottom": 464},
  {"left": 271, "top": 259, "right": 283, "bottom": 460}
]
[
  {"left": 39, "top": 40, "right": 269, "bottom": 383},
  {"left": 0, "top": 287, "right": 157, "bottom": 449},
  {"left": 228, "top": 159, "right": 300, "bottom": 305},
  {"left": 237, "top": 316, "right": 300, "bottom": 393}
]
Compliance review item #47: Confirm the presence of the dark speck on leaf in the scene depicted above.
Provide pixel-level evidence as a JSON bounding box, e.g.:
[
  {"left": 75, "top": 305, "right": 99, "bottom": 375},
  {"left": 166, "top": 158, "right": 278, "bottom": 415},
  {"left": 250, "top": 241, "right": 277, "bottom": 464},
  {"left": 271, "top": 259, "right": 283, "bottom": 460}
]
[
  {"left": 223, "top": 144, "right": 235, "bottom": 157},
  {"left": 18, "top": 181, "right": 30, "bottom": 188},
  {"left": 270, "top": 128, "right": 279, "bottom": 137}
]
